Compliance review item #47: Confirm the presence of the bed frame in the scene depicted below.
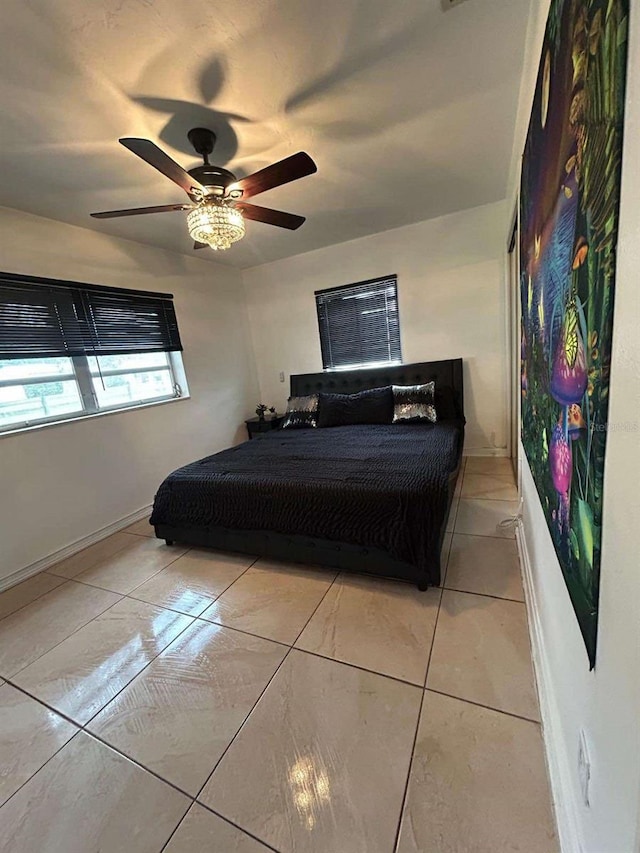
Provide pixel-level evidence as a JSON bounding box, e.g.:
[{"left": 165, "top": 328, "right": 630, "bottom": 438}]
[{"left": 155, "top": 358, "right": 464, "bottom": 589}]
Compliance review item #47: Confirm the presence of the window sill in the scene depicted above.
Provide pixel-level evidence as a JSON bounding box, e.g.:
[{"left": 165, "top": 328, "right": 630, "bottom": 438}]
[
  {"left": 324, "top": 360, "right": 403, "bottom": 372},
  {"left": 0, "top": 394, "right": 191, "bottom": 440}
]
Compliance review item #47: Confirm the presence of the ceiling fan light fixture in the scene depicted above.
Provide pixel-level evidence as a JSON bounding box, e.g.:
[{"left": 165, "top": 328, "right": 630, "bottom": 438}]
[
  {"left": 187, "top": 199, "right": 245, "bottom": 251},
  {"left": 91, "top": 132, "right": 316, "bottom": 248}
]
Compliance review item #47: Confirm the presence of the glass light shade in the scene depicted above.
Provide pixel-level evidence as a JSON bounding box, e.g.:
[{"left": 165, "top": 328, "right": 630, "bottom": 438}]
[{"left": 187, "top": 201, "right": 245, "bottom": 251}]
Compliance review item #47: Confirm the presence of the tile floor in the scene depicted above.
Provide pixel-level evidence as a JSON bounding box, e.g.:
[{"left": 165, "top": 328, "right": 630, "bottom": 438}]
[{"left": 0, "top": 457, "right": 557, "bottom": 852}]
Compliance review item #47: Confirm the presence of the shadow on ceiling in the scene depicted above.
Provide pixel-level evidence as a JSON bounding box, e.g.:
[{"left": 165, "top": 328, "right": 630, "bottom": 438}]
[
  {"left": 130, "top": 57, "right": 251, "bottom": 168},
  {"left": 128, "top": 0, "right": 447, "bottom": 167},
  {"left": 282, "top": 0, "right": 445, "bottom": 141}
]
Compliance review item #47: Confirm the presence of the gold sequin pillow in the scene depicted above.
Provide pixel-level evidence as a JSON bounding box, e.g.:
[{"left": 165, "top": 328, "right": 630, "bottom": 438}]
[{"left": 392, "top": 382, "right": 437, "bottom": 423}]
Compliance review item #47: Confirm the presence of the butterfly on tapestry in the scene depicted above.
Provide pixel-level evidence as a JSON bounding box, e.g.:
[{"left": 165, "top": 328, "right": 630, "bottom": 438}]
[{"left": 520, "top": 0, "right": 629, "bottom": 667}]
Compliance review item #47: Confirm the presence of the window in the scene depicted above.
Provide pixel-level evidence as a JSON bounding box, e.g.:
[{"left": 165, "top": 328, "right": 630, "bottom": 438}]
[
  {"left": 0, "top": 357, "right": 83, "bottom": 428},
  {"left": 315, "top": 275, "right": 402, "bottom": 370},
  {"left": 87, "top": 353, "right": 176, "bottom": 409},
  {"left": 0, "top": 272, "right": 186, "bottom": 433}
]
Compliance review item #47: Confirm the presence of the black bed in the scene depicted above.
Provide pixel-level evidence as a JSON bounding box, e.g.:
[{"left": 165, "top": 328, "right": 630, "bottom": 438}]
[{"left": 151, "top": 359, "right": 464, "bottom": 589}]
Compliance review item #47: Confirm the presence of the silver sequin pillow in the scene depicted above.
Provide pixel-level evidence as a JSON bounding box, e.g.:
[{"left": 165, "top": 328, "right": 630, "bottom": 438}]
[
  {"left": 281, "top": 394, "right": 319, "bottom": 429},
  {"left": 392, "top": 382, "right": 437, "bottom": 423}
]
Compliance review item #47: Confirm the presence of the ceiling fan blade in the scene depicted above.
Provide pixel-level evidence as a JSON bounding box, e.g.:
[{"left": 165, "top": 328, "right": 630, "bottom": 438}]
[
  {"left": 193, "top": 241, "right": 208, "bottom": 250},
  {"left": 237, "top": 203, "right": 305, "bottom": 230},
  {"left": 119, "top": 138, "right": 208, "bottom": 200},
  {"left": 233, "top": 152, "right": 317, "bottom": 199},
  {"left": 90, "top": 203, "right": 192, "bottom": 219}
]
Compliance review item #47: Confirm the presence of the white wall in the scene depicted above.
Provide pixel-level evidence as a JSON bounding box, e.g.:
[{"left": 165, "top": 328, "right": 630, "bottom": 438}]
[
  {"left": 0, "top": 206, "right": 259, "bottom": 584},
  {"left": 510, "top": 3, "right": 640, "bottom": 851},
  {"left": 243, "top": 200, "right": 509, "bottom": 455}
]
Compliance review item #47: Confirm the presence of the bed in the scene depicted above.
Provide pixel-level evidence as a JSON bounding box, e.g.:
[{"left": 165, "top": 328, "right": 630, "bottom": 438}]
[{"left": 151, "top": 358, "right": 464, "bottom": 589}]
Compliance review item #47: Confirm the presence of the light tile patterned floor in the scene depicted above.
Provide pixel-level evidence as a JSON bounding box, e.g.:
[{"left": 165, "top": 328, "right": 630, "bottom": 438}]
[{"left": 0, "top": 457, "right": 558, "bottom": 853}]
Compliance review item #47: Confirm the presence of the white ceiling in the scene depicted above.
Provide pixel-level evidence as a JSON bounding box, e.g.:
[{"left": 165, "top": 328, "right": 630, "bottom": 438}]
[{"left": 0, "top": 0, "right": 530, "bottom": 269}]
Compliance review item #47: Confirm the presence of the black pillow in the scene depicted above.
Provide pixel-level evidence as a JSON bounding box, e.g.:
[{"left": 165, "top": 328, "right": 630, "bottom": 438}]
[
  {"left": 435, "top": 384, "right": 464, "bottom": 422},
  {"left": 317, "top": 386, "right": 393, "bottom": 428},
  {"left": 281, "top": 394, "right": 319, "bottom": 429}
]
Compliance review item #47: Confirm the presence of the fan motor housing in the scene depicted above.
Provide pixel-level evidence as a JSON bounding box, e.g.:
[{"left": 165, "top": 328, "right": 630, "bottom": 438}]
[{"left": 188, "top": 164, "right": 238, "bottom": 194}]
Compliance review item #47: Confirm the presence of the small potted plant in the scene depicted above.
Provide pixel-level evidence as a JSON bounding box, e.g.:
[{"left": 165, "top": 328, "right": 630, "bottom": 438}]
[{"left": 255, "top": 403, "right": 276, "bottom": 421}]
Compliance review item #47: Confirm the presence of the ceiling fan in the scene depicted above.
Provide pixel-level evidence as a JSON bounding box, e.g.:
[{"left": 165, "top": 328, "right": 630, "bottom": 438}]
[{"left": 90, "top": 127, "right": 317, "bottom": 251}]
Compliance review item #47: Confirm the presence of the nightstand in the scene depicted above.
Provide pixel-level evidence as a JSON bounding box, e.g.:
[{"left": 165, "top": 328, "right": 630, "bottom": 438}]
[{"left": 245, "top": 415, "right": 283, "bottom": 440}]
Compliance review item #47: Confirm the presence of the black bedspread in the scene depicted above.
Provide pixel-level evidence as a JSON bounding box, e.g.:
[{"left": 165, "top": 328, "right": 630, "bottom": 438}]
[{"left": 151, "top": 421, "right": 463, "bottom": 585}]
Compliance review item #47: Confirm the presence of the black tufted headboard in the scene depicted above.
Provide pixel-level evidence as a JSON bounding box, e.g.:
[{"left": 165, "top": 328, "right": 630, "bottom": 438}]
[{"left": 290, "top": 358, "right": 464, "bottom": 421}]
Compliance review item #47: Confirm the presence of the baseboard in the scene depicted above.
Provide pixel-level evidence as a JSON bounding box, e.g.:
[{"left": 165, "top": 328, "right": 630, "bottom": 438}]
[
  {"left": 464, "top": 448, "right": 510, "bottom": 457},
  {"left": 516, "top": 521, "right": 583, "bottom": 853},
  {"left": 0, "top": 505, "right": 153, "bottom": 594}
]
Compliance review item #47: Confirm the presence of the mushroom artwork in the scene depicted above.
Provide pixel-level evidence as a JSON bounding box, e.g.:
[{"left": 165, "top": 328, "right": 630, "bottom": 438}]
[
  {"left": 567, "top": 403, "right": 587, "bottom": 440},
  {"left": 550, "top": 240, "right": 589, "bottom": 409},
  {"left": 519, "top": 0, "right": 628, "bottom": 667},
  {"left": 548, "top": 238, "right": 590, "bottom": 537},
  {"left": 549, "top": 423, "right": 572, "bottom": 534}
]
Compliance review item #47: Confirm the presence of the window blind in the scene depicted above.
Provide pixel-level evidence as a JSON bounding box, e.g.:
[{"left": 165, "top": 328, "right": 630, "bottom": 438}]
[
  {"left": 315, "top": 275, "right": 401, "bottom": 370},
  {"left": 0, "top": 272, "right": 183, "bottom": 360}
]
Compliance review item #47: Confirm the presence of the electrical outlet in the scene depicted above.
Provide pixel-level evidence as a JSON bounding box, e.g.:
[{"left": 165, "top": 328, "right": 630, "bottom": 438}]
[
  {"left": 578, "top": 729, "right": 591, "bottom": 807},
  {"left": 279, "top": 371, "right": 285, "bottom": 383}
]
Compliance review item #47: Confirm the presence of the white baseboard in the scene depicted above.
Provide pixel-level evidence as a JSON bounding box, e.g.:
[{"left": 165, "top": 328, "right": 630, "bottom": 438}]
[
  {"left": 516, "top": 521, "right": 583, "bottom": 853},
  {"left": 464, "top": 448, "right": 510, "bottom": 457},
  {"left": 0, "top": 505, "right": 153, "bottom": 594}
]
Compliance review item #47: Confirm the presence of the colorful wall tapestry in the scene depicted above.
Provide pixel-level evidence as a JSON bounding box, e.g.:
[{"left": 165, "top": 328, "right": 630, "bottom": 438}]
[{"left": 520, "top": 0, "right": 628, "bottom": 667}]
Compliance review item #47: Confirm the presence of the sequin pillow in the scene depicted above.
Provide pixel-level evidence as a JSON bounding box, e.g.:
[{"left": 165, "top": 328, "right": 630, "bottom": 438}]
[
  {"left": 392, "top": 382, "right": 437, "bottom": 423},
  {"left": 280, "top": 394, "right": 319, "bottom": 429}
]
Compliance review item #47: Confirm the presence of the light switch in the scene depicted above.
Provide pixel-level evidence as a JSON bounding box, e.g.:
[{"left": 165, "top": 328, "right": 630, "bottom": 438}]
[{"left": 279, "top": 371, "right": 285, "bottom": 383}]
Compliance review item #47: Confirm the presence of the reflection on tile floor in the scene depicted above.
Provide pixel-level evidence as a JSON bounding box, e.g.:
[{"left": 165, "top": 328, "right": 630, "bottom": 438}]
[
  {"left": 0, "top": 683, "right": 76, "bottom": 806},
  {"left": 200, "top": 561, "right": 337, "bottom": 645},
  {"left": 12, "top": 597, "right": 192, "bottom": 724},
  {"left": 200, "top": 650, "right": 422, "bottom": 853},
  {"left": 71, "top": 536, "right": 189, "bottom": 595},
  {"left": 0, "top": 459, "right": 557, "bottom": 852},
  {"left": 88, "top": 620, "right": 287, "bottom": 795}
]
